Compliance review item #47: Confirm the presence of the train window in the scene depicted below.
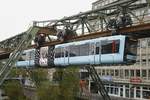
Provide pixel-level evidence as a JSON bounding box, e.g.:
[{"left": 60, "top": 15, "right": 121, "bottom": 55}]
[
  {"left": 30, "top": 51, "right": 35, "bottom": 60},
  {"left": 101, "top": 40, "right": 120, "bottom": 54},
  {"left": 18, "top": 57, "right": 25, "bottom": 61},
  {"left": 65, "top": 51, "right": 69, "bottom": 57},
  {"left": 96, "top": 47, "right": 99, "bottom": 54},
  {"left": 64, "top": 47, "right": 69, "bottom": 57},
  {"left": 69, "top": 45, "right": 80, "bottom": 57},
  {"left": 96, "top": 42, "right": 100, "bottom": 54},
  {"left": 79, "top": 44, "right": 89, "bottom": 56},
  {"left": 90, "top": 42, "right": 95, "bottom": 55},
  {"left": 55, "top": 48, "right": 63, "bottom": 58}
]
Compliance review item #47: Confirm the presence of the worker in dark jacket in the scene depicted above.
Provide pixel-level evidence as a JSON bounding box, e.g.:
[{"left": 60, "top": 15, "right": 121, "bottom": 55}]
[{"left": 34, "top": 33, "right": 46, "bottom": 49}]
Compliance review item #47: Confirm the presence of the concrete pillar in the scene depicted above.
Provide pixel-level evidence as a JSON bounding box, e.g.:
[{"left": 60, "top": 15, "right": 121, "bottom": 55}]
[
  {"left": 134, "top": 87, "right": 136, "bottom": 99},
  {"left": 129, "top": 69, "right": 131, "bottom": 78},
  {"left": 118, "top": 86, "right": 121, "bottom": 96},
  {"left": 140, "top": 86, "right": 143, "bottom": 99},
  {"left": 88, "top": 79, "right": 91, "bottom": 93},
  {"left": 123, "top": 85, "right": 126, "bottom": 98},
  {"left": 129, "top": 86, "right": 131, "bottom": 98}
]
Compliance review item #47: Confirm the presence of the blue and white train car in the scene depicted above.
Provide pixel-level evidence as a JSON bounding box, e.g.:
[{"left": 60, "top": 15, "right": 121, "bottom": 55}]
[
  {"left": 15, "top": 49, "right": 35, "bottom": 68},
  {"left": 15, "top": 46, "right": 51, "bottom": 67},
  {"left": 54, "top": 35, "right": 137, "bottom": 66},
  {"left": 15, "top": 35, "right": 137, "bottom": 68}
]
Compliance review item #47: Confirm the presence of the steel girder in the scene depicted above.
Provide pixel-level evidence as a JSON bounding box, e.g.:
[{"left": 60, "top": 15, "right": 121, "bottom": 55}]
[{"left": 0, "top": 0, "right": 149, "bottom": 50}]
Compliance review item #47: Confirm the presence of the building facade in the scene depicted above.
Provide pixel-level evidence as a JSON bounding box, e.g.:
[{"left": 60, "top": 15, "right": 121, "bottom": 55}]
[{"left": 88, "top": 0, "right": 150, "bottom": 99}]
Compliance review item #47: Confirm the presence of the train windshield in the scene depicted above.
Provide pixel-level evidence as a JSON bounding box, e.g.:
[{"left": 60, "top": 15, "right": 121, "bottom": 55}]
[{"left": 125, "top": 37, "right": 138, "bottom": 56}]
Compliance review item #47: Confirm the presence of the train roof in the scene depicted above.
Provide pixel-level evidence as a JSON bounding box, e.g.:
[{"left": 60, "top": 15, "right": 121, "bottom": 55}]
[{"left": 55, "top": 35, "right": 125, "bottom": 48}]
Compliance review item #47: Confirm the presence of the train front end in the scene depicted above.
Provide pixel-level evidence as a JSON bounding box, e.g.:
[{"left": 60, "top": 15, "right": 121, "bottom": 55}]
[{"left": 124, "top": 36, "right": 138, "bottom": 64}]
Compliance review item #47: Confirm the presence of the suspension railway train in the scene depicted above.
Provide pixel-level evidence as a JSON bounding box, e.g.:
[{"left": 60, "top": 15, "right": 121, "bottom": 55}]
[{"left": 15, "top": 35, "right": 137, "bottom": 68}]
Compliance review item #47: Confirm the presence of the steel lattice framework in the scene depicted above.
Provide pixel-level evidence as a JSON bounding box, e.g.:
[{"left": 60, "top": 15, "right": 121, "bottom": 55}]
[{"left": 0, "top": 0, "right": 150, "bottom": 51}]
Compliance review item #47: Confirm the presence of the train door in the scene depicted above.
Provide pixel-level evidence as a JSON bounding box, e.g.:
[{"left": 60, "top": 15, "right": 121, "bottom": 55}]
[
  {"left": 89, "top": 42, "right": 96, "bottom": 65},
  {"left": 101, "top": 40, "right": 114, "bottom": 64},
  {"left": 64, "top": 47, "right": 69, "bottom": 65}
]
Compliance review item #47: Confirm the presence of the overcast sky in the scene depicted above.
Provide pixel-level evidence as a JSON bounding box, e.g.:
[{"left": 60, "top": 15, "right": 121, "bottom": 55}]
[{"left": 0, "top": 0, "right": 94, "bottom": 41}]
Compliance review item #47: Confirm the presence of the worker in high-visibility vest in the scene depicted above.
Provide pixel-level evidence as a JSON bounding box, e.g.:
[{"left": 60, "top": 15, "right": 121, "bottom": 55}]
[{"left": 79, "top": 80, "right": 86, "bottom": 93}]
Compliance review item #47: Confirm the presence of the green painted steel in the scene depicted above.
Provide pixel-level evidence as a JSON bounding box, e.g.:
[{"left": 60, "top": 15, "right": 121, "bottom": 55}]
[{"left": 0, "top": 26, "right": 40, "bottom": 85}]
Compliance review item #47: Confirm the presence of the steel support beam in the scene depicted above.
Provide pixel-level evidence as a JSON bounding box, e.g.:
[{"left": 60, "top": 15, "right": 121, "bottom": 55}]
[{"left": 1, "top": 22, "right": 150, "bottom": 60}]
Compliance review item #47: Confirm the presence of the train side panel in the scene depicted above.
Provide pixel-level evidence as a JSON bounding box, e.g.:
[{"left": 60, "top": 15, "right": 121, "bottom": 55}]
[
  {"left": 54, "top": 35, "right": 126, "bottom": 66},
  {"left": 15, "top": 60, "right": 35, "bottom": 68}
]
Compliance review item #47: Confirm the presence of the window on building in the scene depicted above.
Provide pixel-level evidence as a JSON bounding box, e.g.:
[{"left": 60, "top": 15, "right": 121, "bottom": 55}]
[
  {"left": 120, "top": 69, "right": 123, "bottom": 78},
  {"left": 98, "top": 69, "right": 101, "bottom": 76},
  {"left": 125, "top": 85, "right": 129, "bottom": 98},
  {"left": 131, "top": 70, "right": 134, "bottom": 77},
  {"left": 143, "top": 87, "right": 150, "bottom": 99},
  {"left": 106, "top": 70, "right": 109, "bottom": 75},
  {"left": 106, "top": 87, "right": 110, "bottom": 93},
  {"left": 130, "top": 87, "right": 134, "bottom": 98},
  {"left": 148, "top": 40, "right": 150, "bottom": 46},
  {"left": 136, "top": 70, "right": 140, "bottom": 77},
  {"left": 142, "top": 70, "right": 147, "bottom": 77},
  {"left": 114, "top": 88, "right": 119, "bottom": 95},
  {"left": 110, "top": 87, "right": 114, "bottom": 94},
  {"left": 120, "top": 88, "right": 123, "bottom": 97},
  {"left": 102, "top": 69, "right": 105, "bottom": 75},
  {"left": 110, "top": 70, "right": 114, "bottom": 76},
  {"left": 125, "top": 70, "right": 129, "bottom": 78},
  {"left": 136, "top": 87, "right": 141, "bottom": 98},
  {"left": 148, "top": 70, "right": 150, "bottom": 79},
  {"left": 115, "top": 70, "right": 119, "bottom": 77}
]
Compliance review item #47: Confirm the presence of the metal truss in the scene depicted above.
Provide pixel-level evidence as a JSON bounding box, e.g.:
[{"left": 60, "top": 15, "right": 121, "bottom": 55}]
[{"left": 0, "top": 0, "right": 149, "bottom": 50}]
